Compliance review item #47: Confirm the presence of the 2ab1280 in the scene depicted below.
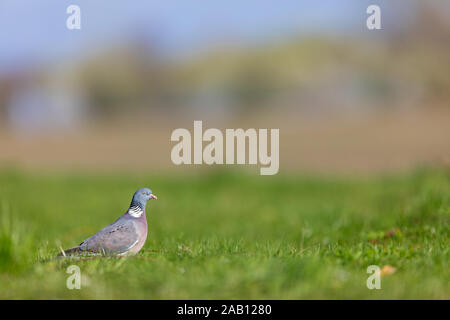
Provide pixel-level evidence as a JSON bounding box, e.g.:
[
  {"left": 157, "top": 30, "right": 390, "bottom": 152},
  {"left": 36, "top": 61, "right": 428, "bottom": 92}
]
[{"left": 221, "top": 304, "right": 272, "bottom": 315}]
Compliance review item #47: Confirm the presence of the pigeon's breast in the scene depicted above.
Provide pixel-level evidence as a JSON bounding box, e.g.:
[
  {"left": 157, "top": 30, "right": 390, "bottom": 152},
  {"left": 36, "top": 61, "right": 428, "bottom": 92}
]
[{"left": 128, "top": 213, "right": 148, "bottom": 254}]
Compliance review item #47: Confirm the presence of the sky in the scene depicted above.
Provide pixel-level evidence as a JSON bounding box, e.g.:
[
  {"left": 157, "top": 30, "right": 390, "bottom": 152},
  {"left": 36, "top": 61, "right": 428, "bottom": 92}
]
[{"left": 0, "top": 0, "right": 411, "bottom": 75}]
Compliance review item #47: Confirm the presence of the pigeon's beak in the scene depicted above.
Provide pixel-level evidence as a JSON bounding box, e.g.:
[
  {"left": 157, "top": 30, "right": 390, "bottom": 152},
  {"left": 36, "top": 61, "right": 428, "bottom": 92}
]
[{"left": 150, "top": 194, "right": 158, "bottom": 200}]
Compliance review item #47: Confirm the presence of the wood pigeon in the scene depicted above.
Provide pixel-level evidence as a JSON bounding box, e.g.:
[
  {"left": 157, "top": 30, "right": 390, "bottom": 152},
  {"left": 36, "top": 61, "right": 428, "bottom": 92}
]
[{"left": 59, "top": 188, "right": 157, "bottom": 257}]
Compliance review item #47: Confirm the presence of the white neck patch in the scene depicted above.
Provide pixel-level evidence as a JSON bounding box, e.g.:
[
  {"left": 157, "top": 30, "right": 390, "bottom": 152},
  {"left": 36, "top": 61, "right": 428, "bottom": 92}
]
[{"left": 128, "top": 206, "right": 143, "bottom": 218}]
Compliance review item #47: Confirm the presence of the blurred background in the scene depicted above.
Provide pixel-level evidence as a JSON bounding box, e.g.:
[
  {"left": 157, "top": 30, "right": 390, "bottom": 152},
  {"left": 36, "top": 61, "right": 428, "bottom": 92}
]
[{"left": 0, "top": 0, "right": 449, "bottom": 174}]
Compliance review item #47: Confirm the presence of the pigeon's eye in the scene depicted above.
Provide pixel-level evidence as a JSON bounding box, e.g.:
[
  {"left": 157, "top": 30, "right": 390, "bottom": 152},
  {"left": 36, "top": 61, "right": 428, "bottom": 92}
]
[{"left": 141, "top": 192, "right": 146, "bottom": 195}]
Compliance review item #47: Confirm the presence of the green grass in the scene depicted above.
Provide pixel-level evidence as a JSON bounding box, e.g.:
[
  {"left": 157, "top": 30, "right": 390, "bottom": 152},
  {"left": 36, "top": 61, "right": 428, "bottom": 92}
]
[{"left": 0, "top": 168, "right": 448, "bottom": 299}]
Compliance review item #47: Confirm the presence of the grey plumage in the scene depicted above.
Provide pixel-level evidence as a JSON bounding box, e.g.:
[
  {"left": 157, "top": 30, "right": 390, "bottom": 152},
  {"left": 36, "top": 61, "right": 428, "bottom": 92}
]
[{"left": 64, "top": 218, "right": 139, "bottom": 256}]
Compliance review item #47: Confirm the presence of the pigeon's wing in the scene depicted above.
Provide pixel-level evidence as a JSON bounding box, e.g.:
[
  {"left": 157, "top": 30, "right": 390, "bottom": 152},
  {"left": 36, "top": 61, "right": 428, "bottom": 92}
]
[{"left": 80, "top": 218, "right": 139, "bottom": 254}]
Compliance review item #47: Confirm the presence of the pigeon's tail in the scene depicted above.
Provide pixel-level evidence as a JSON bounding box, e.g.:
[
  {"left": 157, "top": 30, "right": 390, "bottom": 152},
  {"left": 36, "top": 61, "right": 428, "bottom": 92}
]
[{"left": 58, "top": 246, "right": 81, "bottom": 257}]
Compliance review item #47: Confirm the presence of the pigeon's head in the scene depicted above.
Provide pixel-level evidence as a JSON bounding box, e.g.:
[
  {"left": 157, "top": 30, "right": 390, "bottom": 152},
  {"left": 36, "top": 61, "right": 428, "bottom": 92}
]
[{"left": 131, "top": 187, "right": 157, "bottom": 208}]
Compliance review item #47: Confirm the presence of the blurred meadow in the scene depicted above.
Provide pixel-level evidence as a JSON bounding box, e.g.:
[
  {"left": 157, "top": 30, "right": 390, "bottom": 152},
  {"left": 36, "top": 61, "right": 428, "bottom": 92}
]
[
  {"left": 0, "top": 1, "right": 449, "bottom": 299},
  {"left": 0, "top": 169, "right": 449, "bottom": 298}
]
